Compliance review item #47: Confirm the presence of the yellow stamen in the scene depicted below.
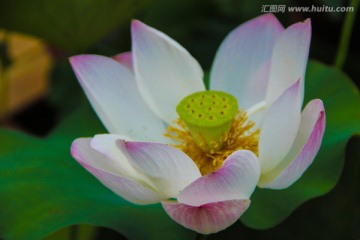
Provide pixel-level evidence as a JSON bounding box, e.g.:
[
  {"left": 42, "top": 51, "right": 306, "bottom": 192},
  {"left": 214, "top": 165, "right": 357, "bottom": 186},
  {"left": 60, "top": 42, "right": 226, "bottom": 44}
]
[{"left": 165, "top": 110, "right": 259, "bottom": 175}]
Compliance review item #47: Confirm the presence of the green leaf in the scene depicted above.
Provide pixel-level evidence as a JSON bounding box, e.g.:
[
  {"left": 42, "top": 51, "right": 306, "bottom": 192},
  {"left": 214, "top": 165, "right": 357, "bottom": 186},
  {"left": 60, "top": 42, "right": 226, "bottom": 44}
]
[
  {"left": 0, "top": 104, "right": 194, "bottom": 240},
  {"left": 0, "top": 0, "right": 148, "bottom": 52},
  {"left": 241, "top": 60, "right": 360, "bottom": 229}
]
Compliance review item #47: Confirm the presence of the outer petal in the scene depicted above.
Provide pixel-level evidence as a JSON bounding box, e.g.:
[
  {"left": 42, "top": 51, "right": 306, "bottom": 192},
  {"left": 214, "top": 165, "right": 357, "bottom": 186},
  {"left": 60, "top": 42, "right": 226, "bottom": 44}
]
[
  {"left": 71, "top": 138, "right": 164, "bottom": 205},
  {"left": 162, "top": 199, "right": 250, "bottom": 234},
  {"left": 266, "top": 19, "right": 311, "bottom": 106},
  {"left": 259, "top": 99, "right": 326, "bottom": 189},
  {"left": 259, "top": 80, "right": 302, "bottom": 174},
  {"left": 112, "top": 51, "right": 133, "bottom": 70},
  {"left": 177, "top": 150, "right": 260, "bottom": 206},
  {"left": 90, "top": 134, "right": 140, "bottom": 179},
  {"left": 70, "top": 54, "right": 167, "bottom": 142},
  {"left": 122, "top": 141, "right": 201, "bottom": 198},
  {"left": 210, "top": 14, "right": 284, "bottom": 109},
  {"left": 131, "top": 20, "right": 205, "bottom": 124}
]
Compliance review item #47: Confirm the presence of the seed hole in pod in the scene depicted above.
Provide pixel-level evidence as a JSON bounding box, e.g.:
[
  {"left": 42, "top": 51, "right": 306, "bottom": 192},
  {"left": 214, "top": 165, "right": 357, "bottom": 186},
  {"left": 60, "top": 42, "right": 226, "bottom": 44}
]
[
  {"left": 208, "top": 107, "right": 212, "bottom": 111},
  {"left": 200, "top": 102, "right": 203, "bottom": 106},
  {"left": 191, "top": 98, "right": 195, "bottom": 103},
  {"left": 212, "top": 95, "right": 216, "bottom": 99},
  {"left": 220, "top": 111, "right": 224, "bottom": 115},
  {"left": 222, "top": 97, "right": 226, "bottom": 101},
  {"left": 212, "top": 101, "right": 216, "bottom": 105},
  {"left": 201, "top": 95, "right": 205, "bottom": 99},
  {"left": 209, "top": 115, "right": 213, "bottom": 120},
  {"left": 192, "top": 110, "right": 195, "bottom": 114},
  {"left": 198, "top": 114, "right": 202, "bottom": 118},
  {"left": 223, "top": 105, "right": 228, "bottom": 109},
  {"left": 187, "top": 104, "right": 190, "bottom": 108}
]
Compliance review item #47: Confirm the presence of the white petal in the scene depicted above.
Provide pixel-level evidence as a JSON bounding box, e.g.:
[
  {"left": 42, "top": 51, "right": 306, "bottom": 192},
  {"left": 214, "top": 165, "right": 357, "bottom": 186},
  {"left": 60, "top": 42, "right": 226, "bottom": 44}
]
[
  {"left": 266, "top": 19, "right": 311, "bottom": 106},
  {"left": 131, "top": 20, "right": 205, "bottom": 124},
  {"left": 210, "top": 14, "right": 284, "bottom": 109},
  {"left": 71, "top": 138, "right": 164, "bottom": 205},
  {"left": 121, "top": 141, "right": 202, "bottom": 198},
  {"left": 259, "top": 80, "right": 302, "bottom": 174},
  {"left": 259, "top": 99, "right": 326, "bottom": 188},
  {"left": 69, "top": 54, "right": 167, "bottom": 142},
  {"left": 177, "top": 150, "right": 260, "bottom": 207},
  {"left": 162, "top": 199, "right": 250, "bottom": 234},
  {"left": 246, "top": 100, "right": 267, "bottom": 127},
  {"left": 90, "top": 134, "right": 139, "bottom": 179}
]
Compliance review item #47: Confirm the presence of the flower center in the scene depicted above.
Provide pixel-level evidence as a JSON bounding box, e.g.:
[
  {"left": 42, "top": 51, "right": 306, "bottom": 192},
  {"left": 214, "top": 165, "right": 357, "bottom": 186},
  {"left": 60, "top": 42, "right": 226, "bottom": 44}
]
[
  {"left": 176, "top": 90, "right": 238, "bottom": 152},
  {"left": 165, "top": 90, "right": 259, "bottom": 175}
]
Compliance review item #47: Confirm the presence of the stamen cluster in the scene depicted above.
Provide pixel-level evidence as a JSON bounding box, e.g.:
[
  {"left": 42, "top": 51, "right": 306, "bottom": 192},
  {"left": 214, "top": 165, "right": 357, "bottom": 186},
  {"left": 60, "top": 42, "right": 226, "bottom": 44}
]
[{"left": 165, "top": 110, "right": 259, "bottom": 175}]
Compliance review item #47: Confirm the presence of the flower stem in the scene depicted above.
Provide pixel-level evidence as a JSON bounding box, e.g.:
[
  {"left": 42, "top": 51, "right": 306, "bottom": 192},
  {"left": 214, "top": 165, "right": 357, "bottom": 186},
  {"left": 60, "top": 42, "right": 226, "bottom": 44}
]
[
  {"left": 334, "top": 0, "right": 359, "bottom": 69},
  {"left": 196, "top": 233, "right": 208, "bottom": 240}
]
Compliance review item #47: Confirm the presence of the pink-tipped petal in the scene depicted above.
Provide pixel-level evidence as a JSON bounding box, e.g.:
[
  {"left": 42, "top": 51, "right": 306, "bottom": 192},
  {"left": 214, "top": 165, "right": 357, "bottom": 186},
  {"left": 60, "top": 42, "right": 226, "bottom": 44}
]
[
  {"left": 71, "top": 138, "right": 164, "bottom": 205},
  {"left": 259, "top": 80, "right": 302, "bottom": 174},
  {"left": 121, "top": 141, "right": 201, "bottom": 198},
  {"left": 210, "top": 14, "right": 284, "bottom": 109},
  {"left": 162, "top": 199, "right": 250, "bottom": 234},
  {"left": 69, "top": 55, "right": 167, "bottom": 142},
  {"left": 80, "top": 162, "right": 164, "bottom": 205},
  {"left": 131, "top": 20, "right": 205, "bottom": 124},
  {"left": 112, "top": 51, "right": 133, "bottom": 70},
  {"left": 259, "top": 99, "right": 326, "bottom": 189},
  {"left": 266, "top": 19, "right": 311, "bottom": 106},
  {"left": 177, "top": 150, "right": 260, "bottom": 207}
]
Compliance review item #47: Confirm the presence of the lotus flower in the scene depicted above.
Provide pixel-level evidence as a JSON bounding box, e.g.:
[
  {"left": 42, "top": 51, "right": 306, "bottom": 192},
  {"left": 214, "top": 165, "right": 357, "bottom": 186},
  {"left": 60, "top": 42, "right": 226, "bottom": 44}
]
[{"left": 70, "top": 14, "right": 325, "bottom": 234}]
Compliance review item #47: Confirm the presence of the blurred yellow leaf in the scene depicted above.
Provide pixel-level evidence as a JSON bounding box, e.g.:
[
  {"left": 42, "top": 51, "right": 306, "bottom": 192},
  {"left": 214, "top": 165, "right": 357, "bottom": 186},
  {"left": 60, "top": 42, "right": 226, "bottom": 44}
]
[{"left": 0, "top": 30, "right": 53, "bottom": 118}]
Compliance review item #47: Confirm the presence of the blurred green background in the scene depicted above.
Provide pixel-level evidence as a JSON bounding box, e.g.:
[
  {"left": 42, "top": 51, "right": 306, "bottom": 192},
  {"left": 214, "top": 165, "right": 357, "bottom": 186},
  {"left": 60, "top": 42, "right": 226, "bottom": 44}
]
[{"left": 0, "top": 0, "right": 359, "bottom": 239}]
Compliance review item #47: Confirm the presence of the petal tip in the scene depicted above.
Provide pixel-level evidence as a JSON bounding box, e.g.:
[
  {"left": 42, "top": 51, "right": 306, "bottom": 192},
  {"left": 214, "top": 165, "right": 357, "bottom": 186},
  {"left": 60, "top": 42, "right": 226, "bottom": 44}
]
[
  {"left": 302, "top": 18, "right": 312, "bottom": 35},
  {"left": 131, "top": 19, "right": 147, "bottom": 32},
  {"left": 289, "top": 18, "right": 312, "bottom": 34},
  {"left": 112, "top": 51, "right": 133, "bottom": 69},
  {"left": 69, "top": 54, "right": 85, "bottom": 68},
  {"left": 262, "top": 13, "right": 278, "bottom": 21},
  {"left": 263, "top": 13, "right": 283, "bottom": 29},
  {"left": 69, "top": 54, "right": 109, "bottom": 71},
  {"left": 131, "top": 19, "right": 140, "bottom": 25},
  {"left": 70, "top": 140, "right": 78, "bottom": 158},
  {"left": 252, "top": 13, "right": 283, "bottom": 29},
  {"left": 70, "top": 138, "right": 92, "bottom": 163},
  {"left": 70, "top": 138, "right": 82, "bottom": 158},
  {"left": 313, "top": 98, "right": 324, "bottom": 109},
  {"left": 303, "top": 18, "right": 312, "bottom": 26},
  {"left": 290, "top": 78, "right": 301, "bottom": 92},
  {"left": 162, "top": 199, "right": 251, "bottom": 234}
]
